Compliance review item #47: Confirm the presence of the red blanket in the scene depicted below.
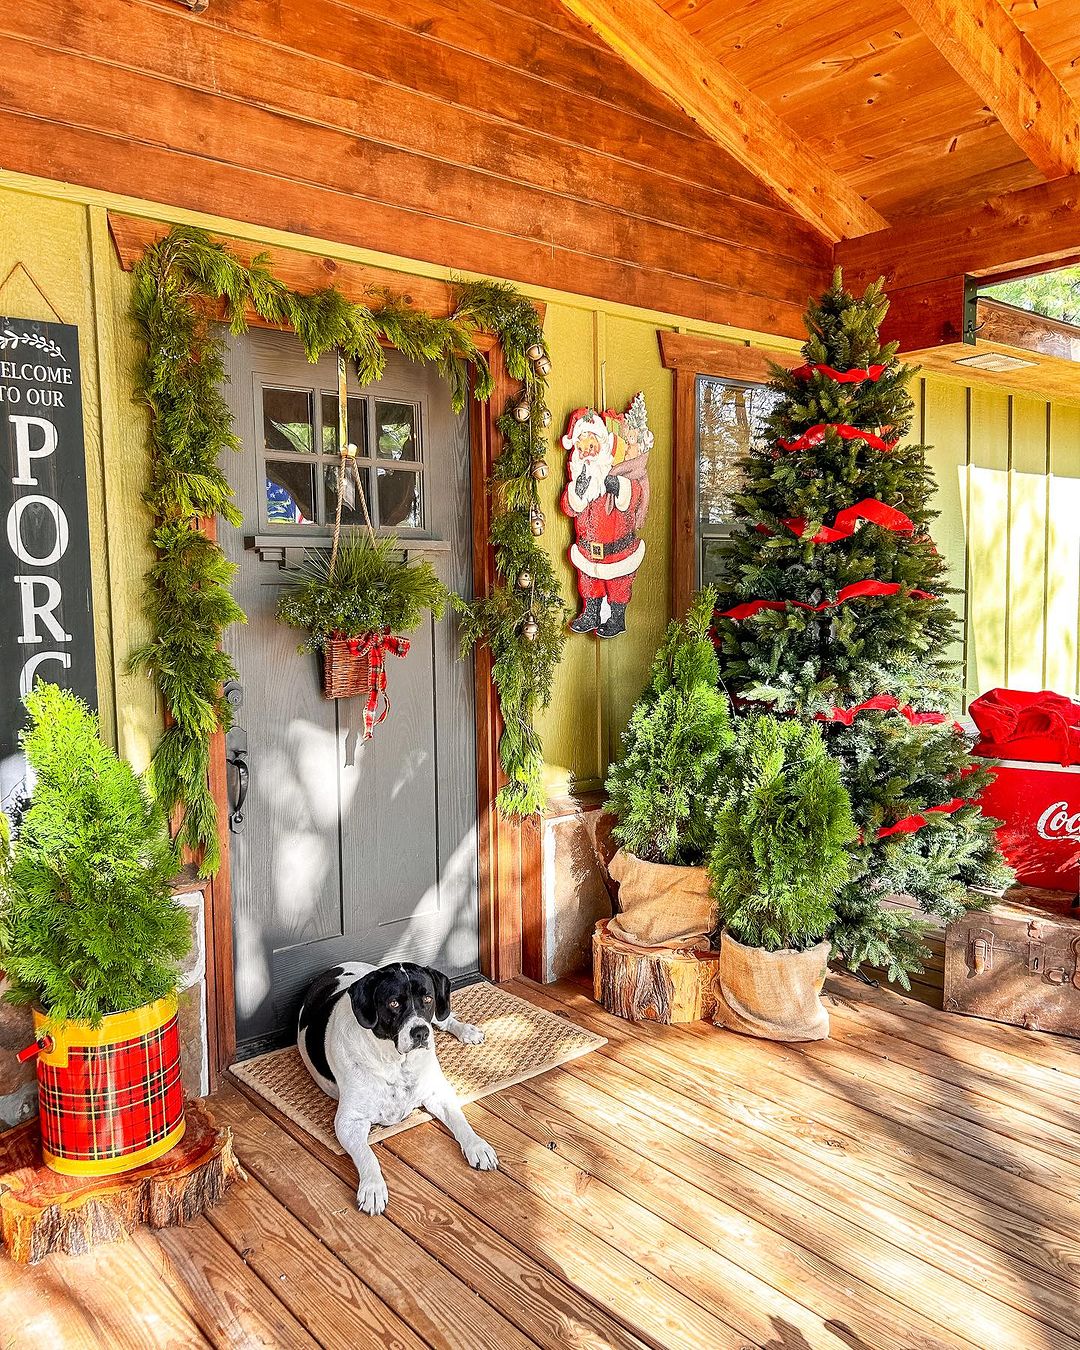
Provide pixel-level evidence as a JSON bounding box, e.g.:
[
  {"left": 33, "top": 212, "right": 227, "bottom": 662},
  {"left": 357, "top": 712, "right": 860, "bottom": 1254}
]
[{"left": 970, "top": 688, "right": 1080, "bottom": 765}]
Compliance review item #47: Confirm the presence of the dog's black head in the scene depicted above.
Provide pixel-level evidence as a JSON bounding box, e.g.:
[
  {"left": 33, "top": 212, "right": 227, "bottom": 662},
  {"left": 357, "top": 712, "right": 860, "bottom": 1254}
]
[{"left": 348, "top": 963, "right": 452, "bottom": 1054}]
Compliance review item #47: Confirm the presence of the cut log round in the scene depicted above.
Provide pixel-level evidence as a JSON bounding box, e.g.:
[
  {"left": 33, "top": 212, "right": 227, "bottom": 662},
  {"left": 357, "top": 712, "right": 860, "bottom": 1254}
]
[
  {"left": 592, "top": 919, "right": 721, "bottom": 1023},
  {"left": 0, "top": 1098, "right": 244, "bottom": 1265}
]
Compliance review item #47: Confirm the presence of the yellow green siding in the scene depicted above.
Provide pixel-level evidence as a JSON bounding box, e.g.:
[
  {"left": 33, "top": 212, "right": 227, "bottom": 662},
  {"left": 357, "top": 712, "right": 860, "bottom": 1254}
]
[{"left": 1, "top": 170, "right": 1077, "bottom": 798}]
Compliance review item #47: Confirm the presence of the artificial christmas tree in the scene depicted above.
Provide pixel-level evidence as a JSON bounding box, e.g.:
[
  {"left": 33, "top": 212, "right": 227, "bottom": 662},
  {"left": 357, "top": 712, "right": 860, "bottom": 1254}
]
[{"left": 714, "top": 271, "right": 1012, "bottom": 983}]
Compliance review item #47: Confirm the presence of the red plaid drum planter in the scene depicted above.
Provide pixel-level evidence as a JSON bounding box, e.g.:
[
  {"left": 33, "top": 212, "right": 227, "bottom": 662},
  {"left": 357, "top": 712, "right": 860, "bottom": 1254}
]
[{"left": 23, "top": 997, "right": 185, "bottom": 1177}]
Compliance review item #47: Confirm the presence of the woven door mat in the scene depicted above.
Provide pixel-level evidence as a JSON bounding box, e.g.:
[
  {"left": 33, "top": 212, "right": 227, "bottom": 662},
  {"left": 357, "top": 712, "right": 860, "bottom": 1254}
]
[{"left": 230, "top": 982, "right": 605, "bottom": 1152}]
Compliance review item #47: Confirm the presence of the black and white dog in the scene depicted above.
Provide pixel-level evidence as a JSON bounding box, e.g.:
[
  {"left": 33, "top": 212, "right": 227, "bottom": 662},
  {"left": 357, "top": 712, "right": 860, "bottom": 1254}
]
[{"left": 297, "top": 961, "right": 498, "bottom": 1215}]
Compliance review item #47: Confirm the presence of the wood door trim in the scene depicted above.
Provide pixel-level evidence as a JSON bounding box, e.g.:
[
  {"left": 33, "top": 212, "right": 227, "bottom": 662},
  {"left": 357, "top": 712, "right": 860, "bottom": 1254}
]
[{"left": 112, "top": 212, "right": 528, "bottom": 1079}]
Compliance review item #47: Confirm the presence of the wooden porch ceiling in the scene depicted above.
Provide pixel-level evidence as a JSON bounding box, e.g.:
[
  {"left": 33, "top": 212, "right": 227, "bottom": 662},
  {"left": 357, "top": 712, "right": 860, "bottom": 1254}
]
[{"left": 4, "top": 974, "right": 1080, "bottom": 1350}]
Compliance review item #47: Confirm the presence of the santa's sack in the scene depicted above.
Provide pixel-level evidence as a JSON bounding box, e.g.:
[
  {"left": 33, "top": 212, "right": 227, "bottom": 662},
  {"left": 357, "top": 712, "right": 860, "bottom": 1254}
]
[
  {"left": 607, "top": 848, "right": 716, "bottom": 947},
  {"left": 713, "top": 931, "right": 831, "bottom": 1042}
]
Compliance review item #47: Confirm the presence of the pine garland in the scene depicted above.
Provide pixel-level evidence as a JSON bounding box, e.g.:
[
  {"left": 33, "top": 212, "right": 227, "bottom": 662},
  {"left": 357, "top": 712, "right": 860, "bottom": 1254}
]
[{"left": 129, "top": 226, "right": 562, "bottom": 873}]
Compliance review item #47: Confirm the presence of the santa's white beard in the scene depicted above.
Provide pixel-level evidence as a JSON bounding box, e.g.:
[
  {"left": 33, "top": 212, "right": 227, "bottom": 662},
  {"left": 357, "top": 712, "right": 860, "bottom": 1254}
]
[{"left": 571, "top": 448, "right": 614, "bottom": 505}]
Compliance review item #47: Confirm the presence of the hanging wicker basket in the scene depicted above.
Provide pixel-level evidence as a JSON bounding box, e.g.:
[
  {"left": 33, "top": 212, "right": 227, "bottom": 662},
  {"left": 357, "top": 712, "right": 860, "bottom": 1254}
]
[{"left": 321, "top": 633, "right": 377, "bottom": 701}]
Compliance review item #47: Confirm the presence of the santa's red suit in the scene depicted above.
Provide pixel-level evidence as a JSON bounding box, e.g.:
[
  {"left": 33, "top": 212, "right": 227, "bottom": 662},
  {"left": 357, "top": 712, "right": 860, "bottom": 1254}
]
[{"left": 560, "top": 409, "right": 645, "bottom": 637}]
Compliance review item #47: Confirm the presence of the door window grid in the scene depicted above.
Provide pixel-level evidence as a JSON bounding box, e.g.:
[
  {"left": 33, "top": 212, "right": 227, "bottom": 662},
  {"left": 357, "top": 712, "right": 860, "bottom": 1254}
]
[
  {"left": 261, "top": 383, "right": 425, "bottom": 532},
  {"left": 696, "top": 374, "right": 780, "bottom": 587}
]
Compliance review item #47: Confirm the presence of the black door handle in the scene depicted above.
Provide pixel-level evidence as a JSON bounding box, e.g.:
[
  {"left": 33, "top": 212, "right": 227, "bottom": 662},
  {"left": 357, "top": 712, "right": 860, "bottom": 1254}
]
[{"left": 228, "top": 748, "right": 249, "bottom": 833}]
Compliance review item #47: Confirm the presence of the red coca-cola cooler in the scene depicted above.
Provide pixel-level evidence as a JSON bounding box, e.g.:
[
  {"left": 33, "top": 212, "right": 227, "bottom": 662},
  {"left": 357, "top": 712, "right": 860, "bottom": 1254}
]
[{"left": 970, "top": 688, "right": 1080, "bottom": 893}]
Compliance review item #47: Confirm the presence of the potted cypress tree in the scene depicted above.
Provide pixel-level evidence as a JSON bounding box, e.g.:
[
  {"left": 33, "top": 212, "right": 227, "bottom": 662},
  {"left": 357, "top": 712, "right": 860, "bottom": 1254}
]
[
  {"left": 603, "top": 588, "right": 734, "bottom": 948},
  {"left": 709, "top": 714, "right": 858, "bottom": 1041},
  {"left": 1, "top": 684, "right": 191, "bottom": 1175}
]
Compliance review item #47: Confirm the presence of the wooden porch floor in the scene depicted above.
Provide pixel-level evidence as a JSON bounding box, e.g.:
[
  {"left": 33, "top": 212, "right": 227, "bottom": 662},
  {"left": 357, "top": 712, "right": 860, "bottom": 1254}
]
[{"left": 3, "top": 974, "right": 1080, "bottom": 1350}]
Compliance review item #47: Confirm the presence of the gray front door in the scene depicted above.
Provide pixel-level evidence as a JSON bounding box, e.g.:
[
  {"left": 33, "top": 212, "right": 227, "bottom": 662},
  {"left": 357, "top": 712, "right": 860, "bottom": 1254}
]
[{"left": 221, "top": 330, "right": 478, "bottom": 1056}]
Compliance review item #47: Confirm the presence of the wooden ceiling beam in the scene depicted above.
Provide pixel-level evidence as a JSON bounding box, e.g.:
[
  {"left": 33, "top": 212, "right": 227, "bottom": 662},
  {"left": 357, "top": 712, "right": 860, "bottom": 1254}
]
[
  {"left": 836, "top": 173, "right": 1080, "bottom": 292},
  {"left": 897, "top": 0, "right": 1080, "bottom": 179},
  {"left": 553, "top": 0, "right": 888, "bottom": 242}
]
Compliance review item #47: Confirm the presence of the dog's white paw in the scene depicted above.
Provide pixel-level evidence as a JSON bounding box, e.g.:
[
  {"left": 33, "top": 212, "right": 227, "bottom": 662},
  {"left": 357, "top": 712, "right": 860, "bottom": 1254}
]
[
  {"left": 357, "top": 1175, "right": 389, "bottom": 1215},
  {"left": 464, "top": 1137, "right": 498, "bottom": 1171},
  {"left": 457, "top": 1022, "right": 485, "bottom": 1045}
]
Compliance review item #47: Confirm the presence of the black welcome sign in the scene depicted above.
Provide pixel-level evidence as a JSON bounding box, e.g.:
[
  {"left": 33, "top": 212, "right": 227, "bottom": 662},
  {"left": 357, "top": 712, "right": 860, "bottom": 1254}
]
[{"left": 1, "top": 317, "right": 97, "bottom": 813}]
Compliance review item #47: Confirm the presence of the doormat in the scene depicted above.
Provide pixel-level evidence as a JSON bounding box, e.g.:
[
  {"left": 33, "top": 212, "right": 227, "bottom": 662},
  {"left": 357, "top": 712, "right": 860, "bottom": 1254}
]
[{"left": 229, "top": 982, "right": 606, "bottom": 1153}]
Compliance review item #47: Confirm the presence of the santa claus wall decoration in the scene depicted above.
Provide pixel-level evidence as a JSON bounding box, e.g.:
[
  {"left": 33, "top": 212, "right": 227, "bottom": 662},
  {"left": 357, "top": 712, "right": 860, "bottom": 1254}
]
[{"left": 560, "top": 393, "right": 652, "bottom": 638}]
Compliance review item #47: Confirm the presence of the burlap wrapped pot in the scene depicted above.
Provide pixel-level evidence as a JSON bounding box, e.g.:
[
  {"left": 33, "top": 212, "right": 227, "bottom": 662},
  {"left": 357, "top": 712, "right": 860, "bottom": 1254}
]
[
  {"left": 607, "top": 848, "right": 716, "bottom": 947},
  {"left": 713, "top": 929, "right": 831, "bottom": 1041}
]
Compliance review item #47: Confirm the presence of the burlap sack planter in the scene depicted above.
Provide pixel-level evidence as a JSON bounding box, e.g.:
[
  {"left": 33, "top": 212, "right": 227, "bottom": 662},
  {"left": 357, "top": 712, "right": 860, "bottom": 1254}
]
[
  {"left": 607, "top": 848, "right": 716, "bottom": 947},
  {"left": 713, "top": 929, "right": 831, "bottom": 1042}
]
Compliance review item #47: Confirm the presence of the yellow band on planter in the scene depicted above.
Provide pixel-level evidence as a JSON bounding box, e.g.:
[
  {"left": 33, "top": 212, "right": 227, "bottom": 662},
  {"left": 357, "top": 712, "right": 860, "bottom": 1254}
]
[
  {"left": 33, "top": 997, "right": 178, "bottom": 1068},
  {"left": 42, "top": 1118, "right": 186, "bottom": 1177}
]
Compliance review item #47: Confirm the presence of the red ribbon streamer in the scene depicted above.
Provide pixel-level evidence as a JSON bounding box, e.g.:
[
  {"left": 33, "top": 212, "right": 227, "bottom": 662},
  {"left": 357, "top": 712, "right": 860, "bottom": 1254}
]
[
  {"left": 791, "top": 363, "right": 887, "bottom": 384},
  {"left": 778, "top": 423, "right": 898, "bottom": 453},
  {"left": 815, "top": 694, "right": 950, "bottom": 727},
  {"left": 720, "top": 579, "right": 936, "bottom": 621},
  {"left": 876, "top": 798, "right": 966, "bottom": 840},
  {"left": 781, "top": 498, "right": 914, "bottom": 544},
  {"left": 345, "top": 630, "right": 411, "bottom": 739}
]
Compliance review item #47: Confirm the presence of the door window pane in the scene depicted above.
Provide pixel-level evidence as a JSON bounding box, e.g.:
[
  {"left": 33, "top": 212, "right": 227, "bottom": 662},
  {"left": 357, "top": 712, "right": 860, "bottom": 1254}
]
[
  {"left": 375, "top": 401, "right": 419, "bottom": 461},
  {"left": 320, "top": 393, "right": 366, "bottom": 456},
  {"left": 263, "top": 387, "right": 314, "bottom": 455},
  {"left": 324, "top": 462, "right": 376, "bottom": 529},
  {"left": 697, "top": 377, "right": 778, "bottom": 526},
  {"left": 377, "top": 468, "right": 422, "bottom": 528},
  {"left": 266, "top": 460, "right": 317, "bottom": 525}
]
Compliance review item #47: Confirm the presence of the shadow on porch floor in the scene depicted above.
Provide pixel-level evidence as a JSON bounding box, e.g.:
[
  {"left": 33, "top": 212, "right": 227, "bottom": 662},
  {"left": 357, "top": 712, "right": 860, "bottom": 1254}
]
[{"left": 2, "top": 974, "right": 1079, "bottom": 1349}]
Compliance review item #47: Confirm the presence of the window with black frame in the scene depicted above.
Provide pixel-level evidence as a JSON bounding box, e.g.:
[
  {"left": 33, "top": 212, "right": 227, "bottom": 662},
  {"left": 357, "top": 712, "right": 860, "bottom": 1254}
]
[
  {"left": 696, "top": 374, "right": 780, "bottom": 586},
  {"left": 260, "top": 384, "right": 426, "bottom": 533}
]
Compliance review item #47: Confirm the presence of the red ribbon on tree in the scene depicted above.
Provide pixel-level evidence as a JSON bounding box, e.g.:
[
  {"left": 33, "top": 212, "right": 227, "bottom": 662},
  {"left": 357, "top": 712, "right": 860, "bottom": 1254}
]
[
  {"left": 778, "top": 423, "right": 898, "bottom": 453},
  {"left": 776, "top": 497, "right": 914, "bottom": 543},
  {"left": 815, "top": 694, "right": 950, "bottom": 727},
  {"left": 876, "top": 798, "right": 966, "bottom": 840},
  {"left": 347, "top": 631, "right": 411, "bottom": 740},
  {"left": 790, "top": 363, "right": 887, "bottom": 384},
  {"left": 719, "top": 579, "right": 936, "bottom": 621}
]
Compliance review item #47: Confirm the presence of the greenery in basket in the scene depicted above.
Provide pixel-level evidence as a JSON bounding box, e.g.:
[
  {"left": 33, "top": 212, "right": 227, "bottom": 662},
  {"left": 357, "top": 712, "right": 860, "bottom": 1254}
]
[
  {"left": 276, "top": 534, "right": 448, "bottom": 653},
  {"left": 709, "top": 714, "right": 858, "bottom": 952},
  {"left": 0, "top": 685, "right": 189, "bottom": 1026},
  {"left": 605, "top": 589, "right": 734, "bottom": 866}
]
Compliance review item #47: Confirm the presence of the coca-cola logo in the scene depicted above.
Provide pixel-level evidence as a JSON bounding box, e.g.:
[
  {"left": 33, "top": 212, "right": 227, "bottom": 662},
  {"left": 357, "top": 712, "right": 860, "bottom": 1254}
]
[{"left": 1036, "top": 801, "right": 1080, "bottom": 841}]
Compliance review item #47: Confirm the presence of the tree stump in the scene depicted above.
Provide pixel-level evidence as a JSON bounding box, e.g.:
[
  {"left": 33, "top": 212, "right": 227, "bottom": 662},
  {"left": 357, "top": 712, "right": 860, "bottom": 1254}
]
[
  {"left": 0, "top": 1099, "right": 244, "bottom": 1265},
  {"left": 592, "top": 919, "right": 721, "bottom": 1023}
]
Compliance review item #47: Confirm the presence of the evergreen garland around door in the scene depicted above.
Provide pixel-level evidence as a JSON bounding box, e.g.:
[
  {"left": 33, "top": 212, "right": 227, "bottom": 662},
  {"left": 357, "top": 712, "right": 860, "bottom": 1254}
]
[
  {"left": 713, "top": 270, "right": 1012, "bottom": 984},
  {"left": 129, "top": 226, "right": 564, "bottom": 874}
]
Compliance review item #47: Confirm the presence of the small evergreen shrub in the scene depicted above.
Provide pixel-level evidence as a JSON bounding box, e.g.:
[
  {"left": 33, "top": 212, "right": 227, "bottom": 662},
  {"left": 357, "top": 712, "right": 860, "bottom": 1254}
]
[
  {"left": 277, "top": 534, "right": 448, "bottom": 653},
  {"left": 710, "top": 715, "right": 858, "bottom": 951},
  {"left": 605, "top": 589, "right": 734, "bottom": 865},
  {"left": 0, "top": 685, "right": 189, "bottom": 1025}
]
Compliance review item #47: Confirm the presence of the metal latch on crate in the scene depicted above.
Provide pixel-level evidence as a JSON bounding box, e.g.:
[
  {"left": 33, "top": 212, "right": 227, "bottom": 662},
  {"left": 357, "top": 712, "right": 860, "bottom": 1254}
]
[{"left": 971, "top": 930, "right": 994, "bottom": 975}]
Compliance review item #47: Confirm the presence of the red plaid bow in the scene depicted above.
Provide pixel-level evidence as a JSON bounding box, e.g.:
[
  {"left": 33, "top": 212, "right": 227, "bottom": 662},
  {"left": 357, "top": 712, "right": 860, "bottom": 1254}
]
[{"left": 348, "top": 630, "right": 411, "bottom": 739}]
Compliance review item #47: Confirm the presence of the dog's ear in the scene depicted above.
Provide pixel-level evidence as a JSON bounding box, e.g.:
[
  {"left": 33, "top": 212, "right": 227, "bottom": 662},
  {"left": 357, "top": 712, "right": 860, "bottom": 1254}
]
[
  {"left": 349, "top": 972, "right": 380, "bottom": 1029},
  {"left": 429, "top": 968, "right": 452, "bottom": 1022}
]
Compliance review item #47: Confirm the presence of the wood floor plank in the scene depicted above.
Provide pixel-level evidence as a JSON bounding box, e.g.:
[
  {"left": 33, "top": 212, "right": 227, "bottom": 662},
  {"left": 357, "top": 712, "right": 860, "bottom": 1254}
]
[
  {"left": 384, "top": 1116, "right": 757, "bottom": 1350},
  {"left": 528, "top": 1054, "right": 1080, "bottom": 1344},
  {"left": 132, "top": 1222, "right": 320, "bottom": 1350},
  {"left": 825, "top": 977, "right": 1080, "bottom": 1105},
  {"left": 826, "top": 970, "right": 1080, "bottom": 1079},
  {"left": 474, "top": 1086, "right": 965, "bottom": 1350},
  {"left": 213, "top": 1082, "right": 541, "bottom": 1350},
  {"left": 0, "top": 1250, "right": 111, "bottom": 1348},
  {"left": 47, "top": 1240, "right": 213, "bottom": 1348},
  {"left": 204, "top": 1166, "right": 427, "bottom": 1350},
  {"left": 553, "top": 1034, "right": 1080, "bottom": 1302},
  {"left": 521, "top": 979, "right": 1080, "bottom": 1215},
  {"left": 227, "top": 1077, "right": 649, "bottom": 1350}
]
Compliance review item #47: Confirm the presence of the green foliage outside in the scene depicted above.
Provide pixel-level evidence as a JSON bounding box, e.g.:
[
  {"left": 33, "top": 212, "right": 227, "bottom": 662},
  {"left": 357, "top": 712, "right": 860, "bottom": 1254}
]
[
  {"left": 130, "top": 226, "right": 564, "bottom": 858},
  {"left": 713, "top": 269, "right": 1012, "bottom": 983},
  {"left": 982, "top": 266, "right": 1080, "bottom": 324},
  {"left": 0, "top": 686, "right": 189, "bottom": 1026},
  {"left": 709, "top": 715, "right": 857, "bottom": 952},
  {"left": 604, "top": 589, "right": 733, "bottom": 865},
  {"left": 277, "top": 535, "right": 447, "bottom": 653}
]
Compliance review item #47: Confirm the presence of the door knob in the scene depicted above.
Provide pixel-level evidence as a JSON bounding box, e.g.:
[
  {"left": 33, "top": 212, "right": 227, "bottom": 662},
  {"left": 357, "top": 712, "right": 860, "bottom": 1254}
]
[{"left": 225, "top": 715, "right": 249, "bottom": 835}]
